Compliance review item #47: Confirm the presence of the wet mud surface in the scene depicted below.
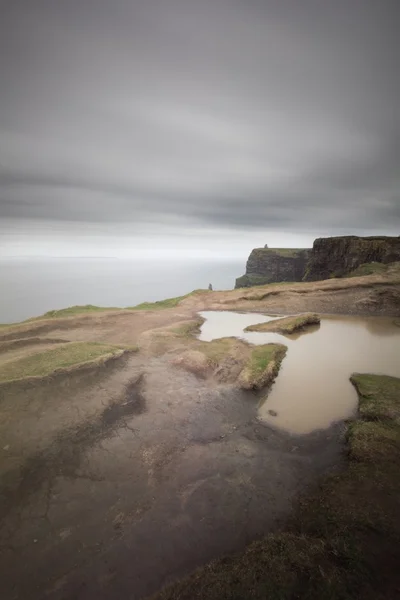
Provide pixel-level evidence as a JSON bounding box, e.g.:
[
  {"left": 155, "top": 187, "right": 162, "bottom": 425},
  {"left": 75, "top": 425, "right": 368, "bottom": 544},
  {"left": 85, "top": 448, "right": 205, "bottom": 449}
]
[{"left": 0, "top": 352, "right": 343, "bottom": 600}]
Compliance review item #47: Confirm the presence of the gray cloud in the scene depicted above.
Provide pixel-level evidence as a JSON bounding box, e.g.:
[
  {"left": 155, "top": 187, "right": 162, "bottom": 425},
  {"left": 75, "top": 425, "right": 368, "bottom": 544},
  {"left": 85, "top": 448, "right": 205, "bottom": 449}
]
[{"left": 0, "top": 0, "right": 399, "bottom": 241}]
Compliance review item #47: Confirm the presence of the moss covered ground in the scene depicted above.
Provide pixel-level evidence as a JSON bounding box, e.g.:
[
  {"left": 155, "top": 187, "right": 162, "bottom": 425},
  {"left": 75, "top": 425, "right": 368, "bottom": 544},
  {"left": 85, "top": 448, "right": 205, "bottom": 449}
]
[
  {"left": 129, "top": 289, "right": 209, "bottom": 310},
  {"left": 0, "top": 342, "right": 135, "bottom": 383},
  {"left": 246, "top": 313, "right": 320, "bottom": 335}
]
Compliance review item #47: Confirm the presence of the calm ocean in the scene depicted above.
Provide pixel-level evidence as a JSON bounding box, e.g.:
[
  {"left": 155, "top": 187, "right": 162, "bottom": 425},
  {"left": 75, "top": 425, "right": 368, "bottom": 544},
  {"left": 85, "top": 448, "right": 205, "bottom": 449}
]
[{"left": 0, "top": 257, "right": 243, "bottom": 323}]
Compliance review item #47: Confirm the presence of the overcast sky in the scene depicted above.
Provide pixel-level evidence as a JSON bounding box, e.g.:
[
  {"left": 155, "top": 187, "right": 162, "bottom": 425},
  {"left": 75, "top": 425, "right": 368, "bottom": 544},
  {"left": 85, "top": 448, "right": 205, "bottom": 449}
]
[{"left": 0, "top": 0, "right": 399, "bottom": 257}]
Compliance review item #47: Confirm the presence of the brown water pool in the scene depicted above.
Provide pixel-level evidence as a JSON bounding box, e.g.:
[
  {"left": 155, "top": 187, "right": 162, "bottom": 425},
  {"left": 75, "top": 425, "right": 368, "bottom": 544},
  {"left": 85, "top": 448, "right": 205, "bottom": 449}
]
[{"left": 199, "top": 311, "right": 400, "bottom": 434}]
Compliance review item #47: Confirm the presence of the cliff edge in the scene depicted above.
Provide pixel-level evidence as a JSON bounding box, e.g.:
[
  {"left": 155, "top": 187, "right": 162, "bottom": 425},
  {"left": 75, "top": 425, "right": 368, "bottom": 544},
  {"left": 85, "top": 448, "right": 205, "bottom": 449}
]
[
  {"left": 235, "top": 236, "right": 400, "bottom": 288},
  {"left": 304, "top": 235, "right": 400, "bottom": 281},
  {"left": 235, "top": 248, "right": 310, "bottom": 288}
]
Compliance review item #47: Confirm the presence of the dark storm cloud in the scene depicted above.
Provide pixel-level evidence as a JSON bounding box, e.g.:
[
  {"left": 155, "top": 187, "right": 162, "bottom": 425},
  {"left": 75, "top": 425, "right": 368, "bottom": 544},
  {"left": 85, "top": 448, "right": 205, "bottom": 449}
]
[{"left": 0, "top": 0, "right": 399, "bottom": 234}]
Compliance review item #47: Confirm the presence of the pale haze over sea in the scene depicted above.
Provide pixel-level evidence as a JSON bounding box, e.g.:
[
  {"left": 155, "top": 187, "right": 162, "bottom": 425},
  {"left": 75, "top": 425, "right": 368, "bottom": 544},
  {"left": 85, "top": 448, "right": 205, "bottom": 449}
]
[{"left": 0, "top": 257, "right": 243, "bottom": 323}]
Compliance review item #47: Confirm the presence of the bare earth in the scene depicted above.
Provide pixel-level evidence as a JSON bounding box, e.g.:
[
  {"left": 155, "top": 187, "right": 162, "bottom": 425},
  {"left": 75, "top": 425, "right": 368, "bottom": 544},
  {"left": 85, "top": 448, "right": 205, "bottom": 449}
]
[{"left": 0, "top": 270, "right": 399, "bottom": 600}]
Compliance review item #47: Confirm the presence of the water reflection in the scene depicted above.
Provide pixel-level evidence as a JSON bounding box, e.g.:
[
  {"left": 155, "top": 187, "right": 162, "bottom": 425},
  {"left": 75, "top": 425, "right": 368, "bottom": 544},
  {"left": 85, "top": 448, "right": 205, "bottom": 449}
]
[{"left": 199, "top": 311, "right": 400, "bottom": 434}]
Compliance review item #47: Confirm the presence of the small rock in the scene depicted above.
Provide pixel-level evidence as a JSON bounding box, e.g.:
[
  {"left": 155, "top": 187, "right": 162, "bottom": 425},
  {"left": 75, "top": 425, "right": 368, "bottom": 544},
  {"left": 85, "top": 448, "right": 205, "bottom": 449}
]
[
  {"left": 268, "top": 409, "right": 278, "bottom": 417},
  {"left": 3, "top": 445, "right": 10, "bottom": 451},
  {"left": 220, "top": 434, "right": 225, "bottom": 439}
]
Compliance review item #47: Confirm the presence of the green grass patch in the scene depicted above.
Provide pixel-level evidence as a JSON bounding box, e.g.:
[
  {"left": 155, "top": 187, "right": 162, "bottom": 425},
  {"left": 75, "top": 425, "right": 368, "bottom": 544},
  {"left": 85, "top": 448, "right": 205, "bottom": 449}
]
[
  {"left": 196, "top": 338, "right": 239, "bottom": 365},
  {"left": 246, "top": 313, "right": 320, "bottom": 334},
  {"left": 348, "top": 420, "right": 400, "bottom": 463},
  {"left": 0, "top": 305, "right": 119, "bottom": 328},
  {"left": 346, "top": 262, "right": 389, "bottom": 278},
  {"left": 254, "top": 247, "right": 305, "bottom": 258},
  {"left": 170, "top": 318, "right": 205, "bottom": 338},
  {"left": 129, "top": 297, "right": 186, "bottom": 310},
  {"left": 350, "top": 373, "right": 400, "bottom": 422},
  {"left": 247, "top": 344, "right": 285, "bottom": 375},
  {"left": 38, "top": 304, "right": 119, "bottom": 319},
  {"left": 152, "top": 372, "right": 400, "bottom": 600},
  {"left": 239, "top": 343, "right": 287, "bottom": 389},
  {"left": 0, "top": 342, "right": 134, "bottom": 382},
  {"left": 128, "top": 289, "right": 209, "bottom": 311},
  {"left": 0, "top": 289, "right": 209, "bottom": 326}
]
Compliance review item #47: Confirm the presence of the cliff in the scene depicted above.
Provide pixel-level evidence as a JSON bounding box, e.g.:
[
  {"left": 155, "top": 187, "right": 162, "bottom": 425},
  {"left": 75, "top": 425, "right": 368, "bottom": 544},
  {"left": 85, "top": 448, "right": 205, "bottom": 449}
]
[
  {"left": 235, "top": 248, "right": 310, "bottom": 288},
  {"left": 235, "top": 235, "right": 400, "bottom": 288},
  {"left": 304, "top": 236, "right": 400, "bottom": 281}
]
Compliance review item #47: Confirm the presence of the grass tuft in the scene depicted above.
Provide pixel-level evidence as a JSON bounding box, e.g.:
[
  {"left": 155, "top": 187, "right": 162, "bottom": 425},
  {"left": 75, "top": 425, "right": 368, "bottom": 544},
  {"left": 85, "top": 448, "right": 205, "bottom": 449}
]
[
  {"left": 350, "top": 373, "right": 400, "bottom": 422},
  {"left": 239, "top": 343, "right": 287, "bottom": 389},
  {"left": 39, "top": 305, "right": 119, "bottom": 318},
  {"left": 245, "top": 313, "right": 320, "bottom": 335},
  {"left": 0, "top": 342, "right": 136, "bottom": 383},
  {"left": 170, "top": 318, "right": 205, "bottom": 337},
  {"left": 128, "top": 289, "right": 209, "bottom": 311}
]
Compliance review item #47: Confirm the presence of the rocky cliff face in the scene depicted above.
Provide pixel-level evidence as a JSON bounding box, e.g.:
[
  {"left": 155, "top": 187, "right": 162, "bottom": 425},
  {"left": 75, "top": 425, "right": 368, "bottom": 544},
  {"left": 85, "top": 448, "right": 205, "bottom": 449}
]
[
  {"left": 235, "top": 236, "right": 400, "bottom": 288},
  {"left": 235, "top": 248, "right": 310, "bottom": 288},
  {"left": 304, "top": 236, "right": 400, "bottom": 281}
]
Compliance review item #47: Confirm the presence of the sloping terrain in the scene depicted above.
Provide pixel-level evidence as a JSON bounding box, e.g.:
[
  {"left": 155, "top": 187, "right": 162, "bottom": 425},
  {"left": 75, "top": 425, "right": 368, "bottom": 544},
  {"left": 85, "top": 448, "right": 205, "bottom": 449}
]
[
  {"left": 0, "top": 269, "right": 399, "bottom": 599},
  {"left": 153, "top": 374, "right": 400, "bottom": 600}
]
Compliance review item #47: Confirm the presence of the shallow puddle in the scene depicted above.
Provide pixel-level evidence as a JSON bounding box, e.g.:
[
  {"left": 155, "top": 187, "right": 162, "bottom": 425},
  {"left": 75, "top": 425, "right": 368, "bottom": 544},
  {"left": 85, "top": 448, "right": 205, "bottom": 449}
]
[{"left": 199, "top": 311, "right": 400, "bottom": 434}]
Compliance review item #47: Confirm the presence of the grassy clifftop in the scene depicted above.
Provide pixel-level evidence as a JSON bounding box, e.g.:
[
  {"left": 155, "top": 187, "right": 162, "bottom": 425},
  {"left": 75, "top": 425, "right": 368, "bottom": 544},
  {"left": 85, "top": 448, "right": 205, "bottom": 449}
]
[
  {"left": 250, "top": 247, "right": 305, "bottom": 258},
  {"left": 305, "top": 236, "right": 400, "bottom": 281}
]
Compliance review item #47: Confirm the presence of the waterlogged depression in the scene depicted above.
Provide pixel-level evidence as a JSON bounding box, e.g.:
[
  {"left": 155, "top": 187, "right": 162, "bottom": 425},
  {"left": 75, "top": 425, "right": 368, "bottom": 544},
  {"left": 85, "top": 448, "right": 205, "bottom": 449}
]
[{"left": 199, "top": 311, "right": 400, "bottom": 434}]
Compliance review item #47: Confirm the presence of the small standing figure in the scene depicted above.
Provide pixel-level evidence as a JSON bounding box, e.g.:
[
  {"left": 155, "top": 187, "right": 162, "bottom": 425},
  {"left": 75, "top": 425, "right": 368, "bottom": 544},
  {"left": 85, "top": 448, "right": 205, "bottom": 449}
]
[{"left": 208, "top": 283, "right": 213, "bottom": 291}]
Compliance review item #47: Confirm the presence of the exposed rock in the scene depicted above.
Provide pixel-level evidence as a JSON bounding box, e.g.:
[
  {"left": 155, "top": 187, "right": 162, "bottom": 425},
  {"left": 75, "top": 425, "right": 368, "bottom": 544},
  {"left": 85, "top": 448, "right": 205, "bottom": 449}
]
[
  {"left": 235, "top": 248, "right": 311, "bottom": 288},
  {"left": 304, "top": 236, "right": 400, "bottom": 281}
]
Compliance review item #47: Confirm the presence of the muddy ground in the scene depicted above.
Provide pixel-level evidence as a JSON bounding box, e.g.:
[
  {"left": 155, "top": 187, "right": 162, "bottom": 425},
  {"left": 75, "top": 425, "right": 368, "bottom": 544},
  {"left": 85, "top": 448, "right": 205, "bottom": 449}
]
[
  {"left": 1, "top": 350, "right": 343, "bottom": 600},
  {"left": 1, "top": 271, "right": 399, "bottom": 599}
]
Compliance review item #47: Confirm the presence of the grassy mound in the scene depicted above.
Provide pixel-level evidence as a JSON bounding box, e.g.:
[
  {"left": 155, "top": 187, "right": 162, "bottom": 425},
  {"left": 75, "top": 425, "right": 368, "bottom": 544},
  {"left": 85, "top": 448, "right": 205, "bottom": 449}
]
[
  {"left": 152, "top": 373, "right": 400, "bottom": 600},
  {"left": 0, "top": 342, "right": 134, "bottom": 383},
  {"left": 128, "top": 289, "right": 209, "bottom": 310},
  {"left": 245, "top": 313, "right": 320, "bottom": 335},
  {"left": 166, "top": 329, "right": 287, "bottom": 388},
  {"left": 0, "top": 305, "right": 119, "bottom": 328},
  {"left": 238, "top": 343, "right": 287, "bottom": 389},
  {"left": 38, "top": 305, "right": 119, "bottom": 318}
]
